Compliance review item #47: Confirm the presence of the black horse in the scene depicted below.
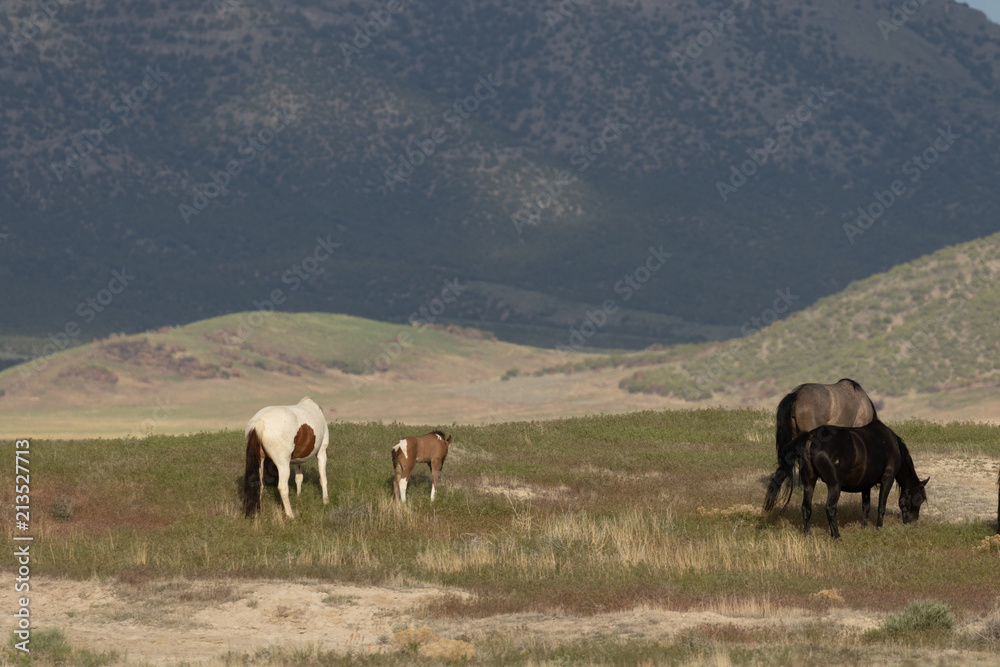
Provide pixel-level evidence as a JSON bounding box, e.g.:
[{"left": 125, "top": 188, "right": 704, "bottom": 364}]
[
  {"left": 764, "top": 420, "right": 929, "bottom": 539},
  {"left": 775, "top": 379, "right": 878, "bottom": 458}
]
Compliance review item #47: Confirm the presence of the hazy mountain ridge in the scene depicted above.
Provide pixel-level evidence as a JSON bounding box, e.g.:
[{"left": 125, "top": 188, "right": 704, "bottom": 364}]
[{"left": 1, "top": 0, "right": 999, "bottom": 346}]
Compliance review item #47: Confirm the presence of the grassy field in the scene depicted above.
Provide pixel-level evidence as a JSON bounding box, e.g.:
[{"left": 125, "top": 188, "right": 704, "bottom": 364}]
[{"left": 3, "top": 409, "right": 1000, "bottom": 664}]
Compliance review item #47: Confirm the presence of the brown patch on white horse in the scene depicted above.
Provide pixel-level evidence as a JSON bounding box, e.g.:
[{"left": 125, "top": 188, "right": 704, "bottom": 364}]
[
  {"left": 392, "top": 431, "right": 451, "bottom": 503},
  {"left": 292, "top": 424, "right": 316, "bottom": 460}
]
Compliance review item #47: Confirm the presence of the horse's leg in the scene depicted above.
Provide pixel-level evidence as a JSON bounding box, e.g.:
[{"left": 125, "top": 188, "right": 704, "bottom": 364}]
[
  {"left": 293, "top": 463, "right": 303, "bottom": 496},
  {"left": 257, "top": 450, "right": 265, "bottom": 514},
  {"left": 860, "top": 488, "right": 871, "bottom": 528},
  {"left": 801, "top": 479, "right": 814, "bottom": 535},
  {"left": 430, "top": 459, "right": 442, "bottom": 501},
  {"left": 318, "top": 443, "right": 329, "bottom": 505},
  {"left": 274, "top": 458, "right": 295, "bottom": 518},
  {"left": 876, "top": 476, "right": 894, "bottom": 528},
  {"left": 825, "top": 484, "right": 842, "bottom": 539},
  {"left": 399, "top": 475, "right": 408, "bottom": 503}
]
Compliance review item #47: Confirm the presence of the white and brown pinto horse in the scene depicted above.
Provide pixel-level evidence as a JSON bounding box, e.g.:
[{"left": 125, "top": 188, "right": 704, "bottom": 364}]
[
  {"left": 392, "top": 431, "right": 451, "bottom": 503},
  {"left": 243, "top": 397, "right": 329, "bottom": 518}
]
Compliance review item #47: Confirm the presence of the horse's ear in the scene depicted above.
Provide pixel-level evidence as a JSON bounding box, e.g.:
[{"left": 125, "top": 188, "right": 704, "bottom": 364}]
[
  {"left": 446, "top": 435, "right": 452, "bottom": 444},
  {"left": 920, "top": 476, "right": 929, "bottom": 487}
]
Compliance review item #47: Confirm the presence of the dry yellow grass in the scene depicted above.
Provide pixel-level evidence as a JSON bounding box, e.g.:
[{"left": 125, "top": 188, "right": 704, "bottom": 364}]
[{"left": 414, "top": 508, "right": 845, "bottom": 581}]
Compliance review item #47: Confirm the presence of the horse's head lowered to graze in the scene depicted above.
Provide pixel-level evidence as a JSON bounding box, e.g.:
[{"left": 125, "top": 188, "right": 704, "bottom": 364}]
[
  {"left": 392, "top": 431, "right": 451, "bottom": 503},
  {"left": 898, "top": 476, "right": 929, "bottom": 524}
]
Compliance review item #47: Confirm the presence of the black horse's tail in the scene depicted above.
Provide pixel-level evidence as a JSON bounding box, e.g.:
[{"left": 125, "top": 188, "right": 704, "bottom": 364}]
[
  {"left": 775, "top": 390, "right": 797, "bottom": 455},
  {"left": 243, "top": 427, "right": 264, "bottom": 517},
  {"left": 763, "top": 432, "right": 806, "bottom": 512}
]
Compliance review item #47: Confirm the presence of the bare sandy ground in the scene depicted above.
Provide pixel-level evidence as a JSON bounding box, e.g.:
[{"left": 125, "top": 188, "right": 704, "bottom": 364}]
[
  {"left": 11, "top": 454, "right": 998, "bottom": 665},
  {"left": 20, "top": 577, "right": 887, "bottom": 665}
]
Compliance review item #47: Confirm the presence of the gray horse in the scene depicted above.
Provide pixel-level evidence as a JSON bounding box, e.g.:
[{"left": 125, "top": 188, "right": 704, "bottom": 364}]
[{"left": 775, "top": 378, "right": 877, "bottom": 458}]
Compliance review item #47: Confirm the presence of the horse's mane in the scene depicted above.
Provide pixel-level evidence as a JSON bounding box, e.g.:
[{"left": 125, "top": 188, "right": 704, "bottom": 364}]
[
  {"left": 837, "top": 378, "right": 863, "bottom": 391},
  {"left": 897, "top": 435, "right": 915, "bottom": 471},
  {"left": 429, "top": 430, "right": 448, "bottom": 439}
]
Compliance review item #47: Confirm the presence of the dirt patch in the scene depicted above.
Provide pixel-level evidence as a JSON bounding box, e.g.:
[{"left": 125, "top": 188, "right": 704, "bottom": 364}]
[
  {"left": 469, "top": 477, "right": 571, "bottom": 501},
  {"left": 98, "top": 337, "right": 232, "bottom": 379},
  {"left": 915, "top": 454, "right": 999, "bottom": 525},
  {"left": 58, "top": 364, "right": 119, "bottom": 387},
  {"left": 27, "top": 577, "right": 995, "bottom": 665},
  {"left": 17, "top": 577, "right": 843, "bottom": 664},
  {"left": 573, "top": 464, "right": 667, "bottom": 481},
  {"left": 25, "top": 578, "right": 466, "bottom": 664}
]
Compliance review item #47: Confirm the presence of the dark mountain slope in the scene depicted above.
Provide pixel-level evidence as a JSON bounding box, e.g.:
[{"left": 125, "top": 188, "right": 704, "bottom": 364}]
[{"left": 0, "top": 0, "right": 997, "bottom": 346}]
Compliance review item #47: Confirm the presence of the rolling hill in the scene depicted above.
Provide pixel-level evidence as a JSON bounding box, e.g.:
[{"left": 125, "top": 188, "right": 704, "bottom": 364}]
[
  {"left": 4, "top": 228, "right": 1000, "bottom": 438},
  {"left": 619, "top": 229, "right": 1000, "bottom": 418},
  {"left": 0, "top": 311, "right": 687, "bottom": 438}
]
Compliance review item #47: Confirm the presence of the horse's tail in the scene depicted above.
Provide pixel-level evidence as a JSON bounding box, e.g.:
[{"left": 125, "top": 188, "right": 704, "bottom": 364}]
[
  {"left": 763, "top": 432, "right": 805, "bottom": 512},
  {"left": 775, "top": 390, "right": 797, "bottom": 454},
  {"left": 243, "top": 426, "right": 264, "bottom": 517},
  {"left": 867, "top": 393, "right": 879, "bottom": 422}
]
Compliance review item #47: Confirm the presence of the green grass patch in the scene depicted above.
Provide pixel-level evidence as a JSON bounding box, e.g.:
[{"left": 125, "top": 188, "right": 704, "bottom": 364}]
[
  {"left": 864, "top": 600, "right": 955, "bottom": 645},
  {"left": 3, "top": 410, "right": 999, "bottom": 649},
  {"left": 4, "top": 628, "right": 119, "bottom": 666}
]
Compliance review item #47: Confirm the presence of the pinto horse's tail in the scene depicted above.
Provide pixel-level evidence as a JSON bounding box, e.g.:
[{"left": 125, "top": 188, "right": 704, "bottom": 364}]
[
  {"left": 763, "top": 431, "right": 807, "bottom": 513},
  {"left": 775, "top": 390, "right": 797, "bottom": 456},
  {"left": 243, "top": 426, "right": 264, "bottom": 517}
]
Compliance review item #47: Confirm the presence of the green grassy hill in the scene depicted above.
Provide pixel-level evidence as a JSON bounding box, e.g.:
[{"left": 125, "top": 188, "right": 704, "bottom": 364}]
[
  {"left": 6, "top": 225, "right": 1000, "bottom": 440},
  {"left": 620, "top": 231, "right": 1000, "bottom": 401},
  {"left": 1, "top": 311, "right": 499, "bottom": 388},
  {"left": 0, "top": 310, "right": 664, "bottom": 438}
]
